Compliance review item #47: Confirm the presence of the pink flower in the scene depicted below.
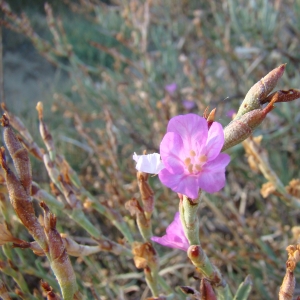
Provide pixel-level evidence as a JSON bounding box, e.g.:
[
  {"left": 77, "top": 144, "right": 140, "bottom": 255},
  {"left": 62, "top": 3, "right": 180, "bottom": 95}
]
[
  {"left": 226, "top": 109, "right": 236, "bottom": 119},
  {"left": 182, "top": 99, "right": 196, "bottom": 111},
  {"left": 151, "top": 212, "right": 189, "bottom": 251},
  {"left": 165, "top": 83, "right": 177, "bottom": 95},
  {"left": 158, "top": 114, "right": 230, "bottom": 198}
]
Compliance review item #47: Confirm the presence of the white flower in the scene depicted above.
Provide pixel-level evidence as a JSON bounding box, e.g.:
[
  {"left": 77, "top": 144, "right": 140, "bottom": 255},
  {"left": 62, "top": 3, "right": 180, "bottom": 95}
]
[{"left": 133, "top": 152, "right": 165, "bottom": 174}]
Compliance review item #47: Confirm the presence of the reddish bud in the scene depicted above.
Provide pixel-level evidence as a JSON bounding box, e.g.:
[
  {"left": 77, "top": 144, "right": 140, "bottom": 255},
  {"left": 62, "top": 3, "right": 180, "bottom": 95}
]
[
  {"left": 1, "top": 114, "right": 32, "bottom": 196},
  {"left": 188, "top": 245, "right": 204, "bottom": 260},
  {"left": 222, "top": 95, "right": 277, "bottom": 151},
  {"left": 235, "top": 64, "right": 285, "bottom": 118},
  {"left": 200, "top": 279, "right": 217, "bottom": 300}
]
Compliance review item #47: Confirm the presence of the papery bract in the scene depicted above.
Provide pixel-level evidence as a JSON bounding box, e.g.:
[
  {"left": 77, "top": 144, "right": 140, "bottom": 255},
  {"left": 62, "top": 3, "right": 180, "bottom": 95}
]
[
  {"left": 151, "top": 212, "right": 189, "bottom": 251},
  {"left": 158, "top": 114, "right": 230, "bottom": 198},
  {"left": 133, "top": 152, "right": 165, "bottom": 174}
]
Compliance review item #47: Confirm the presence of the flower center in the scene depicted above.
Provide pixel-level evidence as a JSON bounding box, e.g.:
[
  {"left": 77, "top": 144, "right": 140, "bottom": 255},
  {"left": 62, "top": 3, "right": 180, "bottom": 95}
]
[{"left": 184, "top": 151, "right": 207, "bottom": 175}]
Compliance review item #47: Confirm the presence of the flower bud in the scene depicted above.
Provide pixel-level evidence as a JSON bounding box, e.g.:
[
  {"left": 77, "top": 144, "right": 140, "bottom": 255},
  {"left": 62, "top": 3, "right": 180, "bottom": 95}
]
[
  {"left": 1, "top": 114, "right": 32, "bottom": 196},
  {"left": 222, "top": 95, "right": 277, "bottom": 151},
  {"left": 36, "top": 102, "right": 55, "bottom": 159},
  {"left": 0, "top": 147, "right": 47, "bottom": 250},
  {"left": 137, "top": 171, "right": 154, "bottom": 219},
  {"left": 235, "top": 64, "right": 285, "bottom": 118},
  {"left": 40, "top": 202, "right": 77, "bottom": 299},
  {"left": 200, "top": 279, "right": 217, "bottom": 300}
]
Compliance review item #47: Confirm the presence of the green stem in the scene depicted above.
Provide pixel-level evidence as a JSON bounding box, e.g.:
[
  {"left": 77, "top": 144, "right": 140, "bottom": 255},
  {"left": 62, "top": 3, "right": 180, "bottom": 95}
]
[
  {"left": 180, "top": 194, "right": 232, "bottom": 299},
  {"left": 179, "top": 194, "right": 201, "bottom": 245},
  {"left": 145, "top": 267, "right": 159, "bottom": 297}
]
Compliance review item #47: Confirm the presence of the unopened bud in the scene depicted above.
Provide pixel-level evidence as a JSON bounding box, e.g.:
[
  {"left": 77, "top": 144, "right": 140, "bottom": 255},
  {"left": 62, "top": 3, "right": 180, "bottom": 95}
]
[
  {"left": 137, "top": 172, "right": 154, "bottom": 218},
  {"left": 40, "top": 202, "right": 77, "bottom": 299},
  {"left": 188, "top": 245, "right": 205, "bottom": 261},
  {"left": 222, "top": 95, "right": 277, "bottom": 151},
  {"left": 200, "top": 279, "right": 217, "bottom": 300},
  {"left": 236, "top": 64, "right": 285, "bottom": 118},
  {"left": 0, "top": 148, "right": 47, "bottom": 250},
  {"left": 1, "top": 115, "right": 32, "bottom": 196},
  {"left": 36, "top": 102, "right": 55, "bottom": 158}
]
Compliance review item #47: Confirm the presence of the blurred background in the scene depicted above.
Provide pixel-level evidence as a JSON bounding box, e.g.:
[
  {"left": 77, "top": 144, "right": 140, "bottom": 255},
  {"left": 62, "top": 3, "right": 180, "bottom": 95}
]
[{"left": 1, "top": 0, "right": 300, "bottom": 299}]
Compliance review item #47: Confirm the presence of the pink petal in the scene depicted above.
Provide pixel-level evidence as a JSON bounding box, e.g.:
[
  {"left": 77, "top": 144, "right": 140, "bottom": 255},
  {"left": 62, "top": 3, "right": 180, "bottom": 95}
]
[
  {"left": 203, "top": 153, "right": 230, "bottom": 173},
  {"left": 160, "top": 132, "right": 185, "bottom": 173},
  {"left": 151, "top": 236, "right": 188, "bottom": 251},
  {"left": 197, "top": 154, "right": 230, "bottom": 193},
  {"left": 166, "top": 212, "right": 185, "bottom": 237},
  {"left": 151, "top": 212, "right": 189, "bottom": 251},
  {"left": 205, "top": 122, "right": 225, "bottom": 161},
  {"left": 167, "top": 114, "right": 208, "bottom": 150},
  {"left": 165, "top": 83, "right": 177, "bottom": 95},
  {"left": 159, "top": 169, "right": 199, "bottom": 199},
  {"left": 197, "top": 171, "right": 226, "bottom": 193}
]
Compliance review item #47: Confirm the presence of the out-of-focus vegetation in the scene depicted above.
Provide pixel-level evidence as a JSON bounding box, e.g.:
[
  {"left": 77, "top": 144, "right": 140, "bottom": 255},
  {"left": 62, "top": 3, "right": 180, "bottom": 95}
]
[{"left": 0, "top": 0, "right": 300, "bottom": 299}]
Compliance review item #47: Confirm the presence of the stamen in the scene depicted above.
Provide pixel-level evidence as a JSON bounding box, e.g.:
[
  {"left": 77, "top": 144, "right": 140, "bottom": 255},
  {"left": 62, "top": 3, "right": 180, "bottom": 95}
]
[
  {"left": 190, "top": 150, "right": 196, "bottom": 157},
  {"left": 184, "top": 157, "right": 191, "bottom": 166},
  {"left": 188, "top": 164, "right": 193, "bottom": 174},
  {"left": 195, "top": 164, "right": 201, "bottom": 171},
  {"left": 199, "top": 155, "right": 207, "bottom": 163}
]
